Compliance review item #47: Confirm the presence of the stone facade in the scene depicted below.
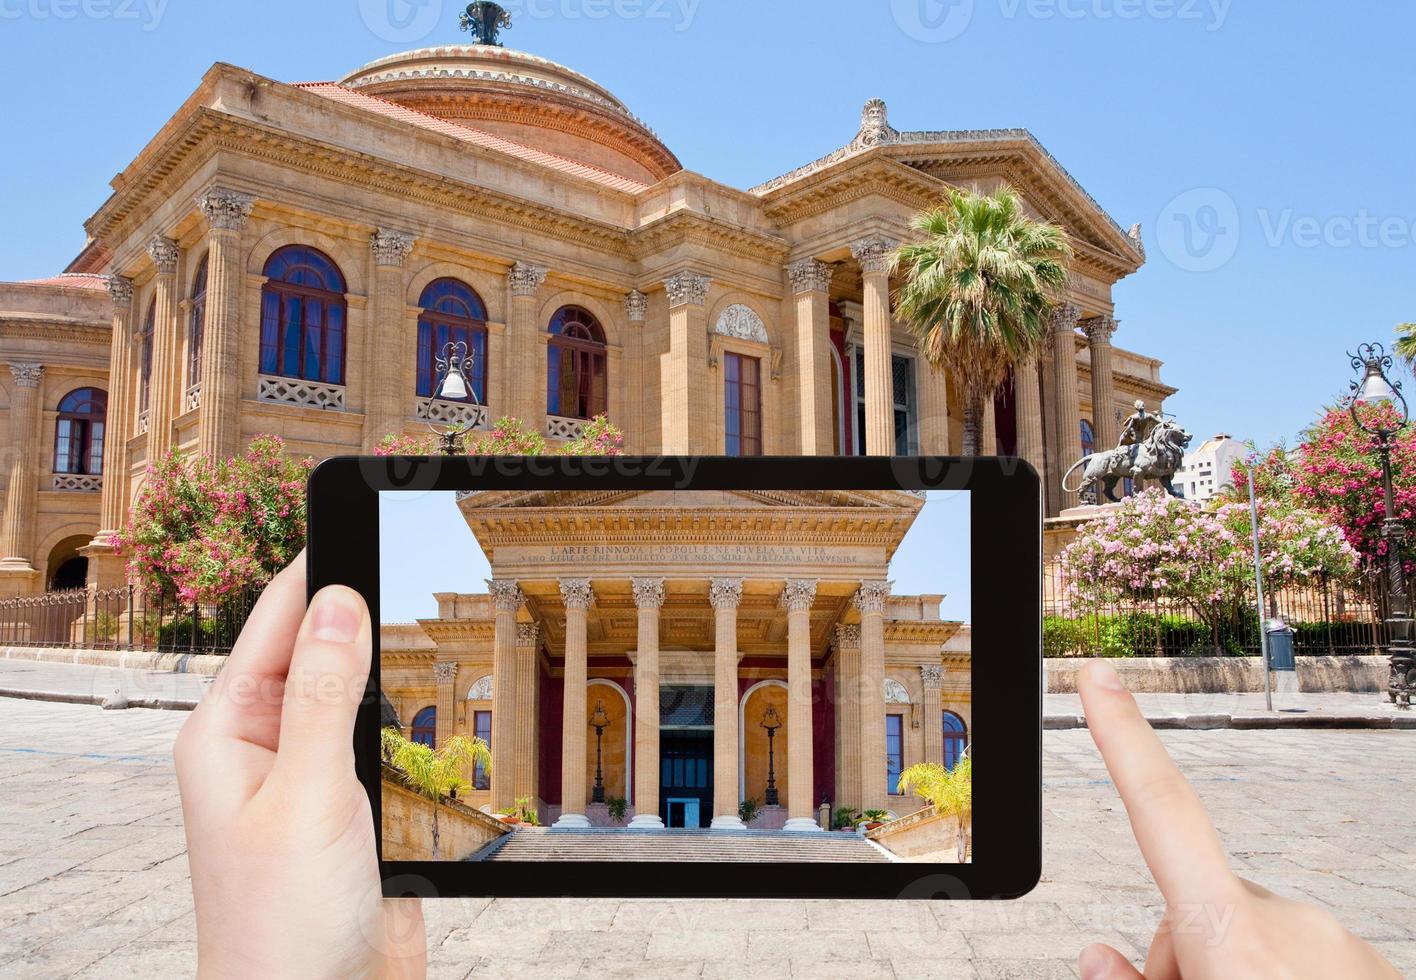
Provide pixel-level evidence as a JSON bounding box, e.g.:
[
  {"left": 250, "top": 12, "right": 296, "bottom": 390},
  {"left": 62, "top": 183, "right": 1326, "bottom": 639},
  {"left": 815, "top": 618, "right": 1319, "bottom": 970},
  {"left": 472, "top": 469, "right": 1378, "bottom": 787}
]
[{"left": 0, "top": 41, "right": 1175, "bottom": 593}]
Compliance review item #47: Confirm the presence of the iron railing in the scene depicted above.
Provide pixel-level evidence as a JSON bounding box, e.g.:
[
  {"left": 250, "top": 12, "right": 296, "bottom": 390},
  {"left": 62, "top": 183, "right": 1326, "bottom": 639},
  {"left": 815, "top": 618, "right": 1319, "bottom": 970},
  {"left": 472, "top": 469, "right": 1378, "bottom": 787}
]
[{"left": 0, "top": 586, "right": 257, "bottom": 655}]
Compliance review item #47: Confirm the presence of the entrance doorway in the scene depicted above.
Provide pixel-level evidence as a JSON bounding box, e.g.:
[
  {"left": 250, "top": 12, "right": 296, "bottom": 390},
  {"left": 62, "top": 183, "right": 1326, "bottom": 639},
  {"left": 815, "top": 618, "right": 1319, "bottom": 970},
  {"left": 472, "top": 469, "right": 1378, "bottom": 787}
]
[{"left": 660, "top": 731, "right": 712, "bottom": 828}]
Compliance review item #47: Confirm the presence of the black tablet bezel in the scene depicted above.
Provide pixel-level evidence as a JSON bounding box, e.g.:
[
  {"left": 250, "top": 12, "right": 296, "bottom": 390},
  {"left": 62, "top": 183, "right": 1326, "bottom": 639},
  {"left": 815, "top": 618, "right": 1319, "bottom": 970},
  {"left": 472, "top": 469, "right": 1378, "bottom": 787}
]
[{"left": 309, "top": 455, "right": 1041, "bottom": 900}]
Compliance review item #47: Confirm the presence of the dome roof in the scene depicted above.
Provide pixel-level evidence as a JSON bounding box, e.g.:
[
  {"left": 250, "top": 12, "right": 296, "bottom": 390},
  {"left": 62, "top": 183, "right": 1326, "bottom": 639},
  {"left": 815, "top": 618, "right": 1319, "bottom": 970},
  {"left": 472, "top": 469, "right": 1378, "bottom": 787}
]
[{"left": 338, "top": 46, "right": 679, "bottom": 185}]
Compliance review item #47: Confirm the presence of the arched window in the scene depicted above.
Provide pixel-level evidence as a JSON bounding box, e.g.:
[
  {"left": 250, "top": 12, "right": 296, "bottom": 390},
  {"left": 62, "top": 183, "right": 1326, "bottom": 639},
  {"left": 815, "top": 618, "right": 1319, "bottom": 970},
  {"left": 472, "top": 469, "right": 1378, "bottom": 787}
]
[
  {"left": 943, "top": 711, "right": 968, "bottom": 771},
  {"left": 139, "top": 300, "right": 155, "bottom": 413},
  {"left": 188, "top": 253, "right": 208, "bottom": 389},
  {"left": 54, "top": 388, "right": 107, "bottom": 476},
  {"left": 259, "top": 246, "right": 347, "bottom": 386},
  {"left": 1080, "top": 418, "right": 1096, "bottom": 457},
  {"left": 417, "top": 279, "right": 488, "bottom": 402},
  {"left": 410, "top": 706, "right": 437, "bottom": 748},
  {"left": 547, "top": 306, "right": 607, "bottom": 420}
]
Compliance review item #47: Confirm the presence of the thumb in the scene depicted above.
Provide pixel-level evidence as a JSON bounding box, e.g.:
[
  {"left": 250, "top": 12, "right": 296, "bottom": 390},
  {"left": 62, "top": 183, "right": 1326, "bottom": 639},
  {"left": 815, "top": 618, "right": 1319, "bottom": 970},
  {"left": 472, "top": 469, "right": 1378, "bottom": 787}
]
[
  {"left": 273, "top": 585, "right": 372, "bottom": 785},
  {"left": 1078, "top": 943, "right": 1143, "bottom": 980}
]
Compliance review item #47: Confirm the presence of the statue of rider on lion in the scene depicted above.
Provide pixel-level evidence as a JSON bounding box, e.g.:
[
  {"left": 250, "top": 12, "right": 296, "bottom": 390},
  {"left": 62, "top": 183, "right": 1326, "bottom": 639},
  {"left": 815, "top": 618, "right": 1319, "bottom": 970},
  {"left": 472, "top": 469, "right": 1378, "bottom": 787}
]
[{"left": 1063, "top": 400, "right": 1193, "bottom": 503}]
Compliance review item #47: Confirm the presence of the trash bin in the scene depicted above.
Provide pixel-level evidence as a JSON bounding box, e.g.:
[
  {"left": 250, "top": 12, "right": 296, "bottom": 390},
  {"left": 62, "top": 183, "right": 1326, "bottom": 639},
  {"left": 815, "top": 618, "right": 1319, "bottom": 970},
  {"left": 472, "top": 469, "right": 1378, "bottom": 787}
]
[{"left": 1265, "top": 623, "right": 1296, "bottom": 672}]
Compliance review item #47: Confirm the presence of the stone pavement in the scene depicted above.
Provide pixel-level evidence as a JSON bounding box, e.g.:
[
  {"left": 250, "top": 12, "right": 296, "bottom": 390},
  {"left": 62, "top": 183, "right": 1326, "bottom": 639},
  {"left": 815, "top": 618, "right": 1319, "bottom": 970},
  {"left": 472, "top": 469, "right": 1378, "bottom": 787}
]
[
  {"left": 2, "top": 698, "right": 1415, "bottom": 978},
  {"left": 0, "top": 659, "right": 211, "bottom": 711}
]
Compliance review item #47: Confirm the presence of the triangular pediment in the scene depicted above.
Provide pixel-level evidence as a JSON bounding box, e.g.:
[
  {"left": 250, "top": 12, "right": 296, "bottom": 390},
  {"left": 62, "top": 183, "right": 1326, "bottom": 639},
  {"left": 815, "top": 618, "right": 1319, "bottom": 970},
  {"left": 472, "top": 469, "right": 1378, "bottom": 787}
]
[{"left": 460, "top": 488, "right": 924, "bottom": 511}]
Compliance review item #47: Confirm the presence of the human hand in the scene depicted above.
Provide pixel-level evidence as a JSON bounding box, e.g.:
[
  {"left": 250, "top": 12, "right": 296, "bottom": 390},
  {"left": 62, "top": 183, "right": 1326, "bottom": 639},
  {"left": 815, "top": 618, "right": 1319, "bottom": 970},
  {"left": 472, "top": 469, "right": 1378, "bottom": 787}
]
[
  {"left": 174, "top": 554, "right": 426, "bottom": 978},
  {"left": 1076, "top": 659, "right": 1398, "bottom": 979}
]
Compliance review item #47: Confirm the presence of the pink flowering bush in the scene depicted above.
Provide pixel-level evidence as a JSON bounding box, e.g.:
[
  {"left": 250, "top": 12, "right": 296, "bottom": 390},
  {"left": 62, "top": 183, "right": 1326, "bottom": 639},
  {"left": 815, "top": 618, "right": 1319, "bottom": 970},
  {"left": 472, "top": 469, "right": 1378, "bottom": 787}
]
[
  {"left": 376, "top": 415, "right": 623, "bottom": 457},
  {"left": 116, "top": 435, "right": 311, "bottom": 606}
]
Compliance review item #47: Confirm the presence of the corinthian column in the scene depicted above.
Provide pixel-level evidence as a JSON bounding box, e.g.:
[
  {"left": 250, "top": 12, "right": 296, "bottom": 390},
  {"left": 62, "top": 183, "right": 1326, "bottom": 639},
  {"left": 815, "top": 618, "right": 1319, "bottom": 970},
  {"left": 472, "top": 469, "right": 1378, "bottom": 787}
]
[
  {"left": 488, "top": 579, "right": 522, "bottom": 814},
  {"left": 554, "top": 579, "right": 593, "bottom": 828},
  {"left": 145, "top": 236, "right": 181, "bottom": 459},
  {"left": 832, "top": 625, "right": 862, "bottom": 811},
  {"left": 628, "top": 578, "right": 665, "bottom": 828},
  {"left": 96, "top": 278, "right": 134, "bottom": 545},
  {"left": 514, "top": 622, "right": 540, "bottom": 807},
  {"left": 1082, "top": 316, "right": 1119, "bottom": 451},
  {"left": 661, "top": 272, "right": 711, "bottom": 455},
  {"left": 789, "top": 259, "right": 833, "bottom": 455},
  {"left": 0, "top": 363, "right": 44, "bottom": 586},
  {"left": 855, "top": 581, "right": 891, "bottom": 812},
  {"left": 507, "top": 262, "right": 547, "bottom": 429},
  {"left": 1050, "top": 304, "right": 1083, "bottom": 509},
  {"left": 433, "top": 661, "right": 458, "bottom": 748},
  {"left": 782, "top": 580, "right": 822, "bottom": 831},
  {"left": 917, "top": 365, "right": 951, "bottom": 455},
  {"left": 195, "top": 189, "right": 254, "bottom": 460},
  {"left": 921, "top": 664, "right": 945, "bottom": 767},
  {"left": 363, "top": 230, "right": 415, "bottom": 452},
  {"left": 1014, "top": 354, "right": 1046, "bottom": 485},
  {"left": 709, "top": 577, "right": 745, "bottom": 829},
  {"left": 851, "top": 236, "right": 899, "bottom": 456}
]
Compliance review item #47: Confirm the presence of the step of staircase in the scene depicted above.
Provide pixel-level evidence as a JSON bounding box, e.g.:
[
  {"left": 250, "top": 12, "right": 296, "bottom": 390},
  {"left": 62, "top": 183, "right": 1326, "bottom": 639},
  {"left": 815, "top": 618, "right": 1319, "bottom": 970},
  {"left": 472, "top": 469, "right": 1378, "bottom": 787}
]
[{"left": 471, "top": 827, "right": 894, "bottom": 863}]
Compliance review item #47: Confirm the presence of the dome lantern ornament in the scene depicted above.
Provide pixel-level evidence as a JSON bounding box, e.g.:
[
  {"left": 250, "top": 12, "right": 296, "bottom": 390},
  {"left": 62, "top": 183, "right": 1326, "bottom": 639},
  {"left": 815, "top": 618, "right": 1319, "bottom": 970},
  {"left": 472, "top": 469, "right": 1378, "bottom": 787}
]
[{"left": 460, "top": 2, "right": 512, "bottom": 46}]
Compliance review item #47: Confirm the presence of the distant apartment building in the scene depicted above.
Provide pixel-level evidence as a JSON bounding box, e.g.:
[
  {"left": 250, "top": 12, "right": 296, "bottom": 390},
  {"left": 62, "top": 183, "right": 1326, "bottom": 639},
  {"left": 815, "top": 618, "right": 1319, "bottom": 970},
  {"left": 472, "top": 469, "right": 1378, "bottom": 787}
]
[{"left": 1176, "top": 434, "right": 1248, "bottom": 502}]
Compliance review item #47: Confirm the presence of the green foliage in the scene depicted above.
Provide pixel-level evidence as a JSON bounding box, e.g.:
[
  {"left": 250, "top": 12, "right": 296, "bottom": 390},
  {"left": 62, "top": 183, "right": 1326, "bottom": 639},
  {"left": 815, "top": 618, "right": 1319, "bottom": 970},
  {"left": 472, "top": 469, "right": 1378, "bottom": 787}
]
[
  {"left": 1045, "top": 613, "right": 1244, "bottom": 658},
  {"left": 897, "top": 757, "right": 973, "bottom": 861},
  {"left": 738, "top": 797, "right": 761, "bottom": 825},
  {"left": 377, "top": 415, "right": 626, "bottom": 458},
  {"left": 381, "top": 727, "right": 493, "bottom": 859},
  {"left": 500, "top": 796, "right": 540, "bottom": 825},
  {"left": 831, "top": 806, "right": 861, "bottom": 831},
  {"left": 91, "top": 611, "right": 121, "bottom": 642},
  {"left": 863, "top": 809, "right": 890, "bottom": 823},
  {"left": 606, "top": 796, "right": 628, "bottom": 824},
  {"left": 157, "top": 613, "right": 223, "bottom": 650}
]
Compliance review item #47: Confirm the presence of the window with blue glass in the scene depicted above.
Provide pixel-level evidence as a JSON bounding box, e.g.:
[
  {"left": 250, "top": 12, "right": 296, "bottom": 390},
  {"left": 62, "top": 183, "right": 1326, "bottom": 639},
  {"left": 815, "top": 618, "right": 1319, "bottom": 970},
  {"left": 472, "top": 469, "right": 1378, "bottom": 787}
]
[
  {"left": 473, "top": 710, "right": 491, "bottom": 790},
  {"left": 188, "top": 254, "right": 208, "bottom": 389},
  {"left": 1080, "top": 418, "right": 1096, "bottom": 457},
  {"left": 54, "top": 388, "right": 106, "bottom": 476},
  {"left": 852, "top": 348, "right": 917, "bottom": 455},
  {"left": 417, "top": 279, "right": 488, "bottom": 403},
  {"left": 547, "top": 306, "right": 607, "bottom": 420},
  {"left": 886, "top": 713, "right": 904, "bottom": 794},
  {"left": 723, "top": 352, "right": 762, "bottom": 457},
  {"left": 943, "top": 711, "right": 968, "bottom": 771},
  {"left": 258, "top": 246, "right": 348, "bottom": 386},
  {"left": 410, "top": 706, "right": 437, "bottom": 748}
]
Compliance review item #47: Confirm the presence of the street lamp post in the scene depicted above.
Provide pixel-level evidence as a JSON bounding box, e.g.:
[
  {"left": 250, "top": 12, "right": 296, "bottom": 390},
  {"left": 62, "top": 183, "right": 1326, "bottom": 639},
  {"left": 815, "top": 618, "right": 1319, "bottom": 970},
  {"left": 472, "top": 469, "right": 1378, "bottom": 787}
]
[
  {"left": 1346, "top": 343, "right": 1414, "bottom": 707},
  {"left": 427, "top": 340, "right": 482, "bottom": 456},
  {"left": 760, "top": 704, "right": 782, "bottom": 807},
  {"left": 590, "top": 700, "right": 609, "bottom": 804}
]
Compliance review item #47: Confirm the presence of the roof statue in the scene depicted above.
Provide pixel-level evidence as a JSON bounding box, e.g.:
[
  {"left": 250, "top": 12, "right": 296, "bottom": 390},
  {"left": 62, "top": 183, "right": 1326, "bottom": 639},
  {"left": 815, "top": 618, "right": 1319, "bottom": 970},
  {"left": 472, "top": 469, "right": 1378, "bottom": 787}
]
[{"left": 460, "top": 2, "right": 512, "bottom": 46}]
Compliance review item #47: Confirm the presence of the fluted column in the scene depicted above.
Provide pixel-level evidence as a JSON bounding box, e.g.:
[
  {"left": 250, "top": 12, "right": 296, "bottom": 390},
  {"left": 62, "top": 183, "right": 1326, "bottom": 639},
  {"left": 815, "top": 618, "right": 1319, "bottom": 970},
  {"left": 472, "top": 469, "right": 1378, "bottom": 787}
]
[
  {"left": 1051, "top": 303, "right": 1083, "bottom": 509},
  {"left": 488, "top": 579, "right": 522, "bottom": 813},
  {"left": 433, "top": 661, "right": 458, "bottom": 748},
  {"left": 506, "top": 262, "right": 547, "bottom": 429},
  {"left": 363, "top": 230, "right": 415, "bottom": 452},
  {"left": 0, "top": 363, "right": 44, "bottom": 583},
  {"left": 514, "top": 622, "right": 540, "bottom": 806},
  {"left": 661, "top": 272, "right": 711, "bottom": 455},
  {"left": 628, "top": 578, "right": 665, "bottom": 828},
  {"left": 623, "top": 290, "right": 648, "bottom": 447},
  {"left": 782, "top": 580, "right": 821, "bottom": 831},
  {"left": 145, "top": 236, "right": 181, "bottom": 459},
  {"left": 96, "top": 278, "right": 134, "bottom": 544},
  {"left": 1082, "top": 316, "right": 1119, "bottom": 451},
  {"left": 789, "top": 260, "right": 833, "bottom": 455},
  {"left": 832, "top": 625, "right": 862, "bottom": 811},
  {"left": 851, "top": 236, "right": 898, "bottom": 456},
  {"left": 195, "top": 189, "right": 254, "bottom": 459},
  {"left": 1014, "top": 354, "right": 1046, "bottom": 482},
  {"left": 921, "top": 665, "right": 945, "bottom": 767},
  {"left": 709, "top": 577, "right": 745, "bottom": 829},
  {"left": 980, "top": 396, "right": 997, "bottom": 457},
  {"left": 554, "top": 579, "right": 593, "bottom": 827},
  {"left": 917, "top": 365, "right": 951, "bottom": 455},
  {"left": 855, "top": 581, "right": 891, "bottom": 812}
]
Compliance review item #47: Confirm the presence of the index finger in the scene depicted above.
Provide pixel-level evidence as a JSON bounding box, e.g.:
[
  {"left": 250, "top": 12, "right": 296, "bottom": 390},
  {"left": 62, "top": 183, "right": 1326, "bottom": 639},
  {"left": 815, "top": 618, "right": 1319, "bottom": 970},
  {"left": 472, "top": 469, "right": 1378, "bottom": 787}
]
[{"left": 1078, "top": 660, "right": 1237, "bottom": 908}]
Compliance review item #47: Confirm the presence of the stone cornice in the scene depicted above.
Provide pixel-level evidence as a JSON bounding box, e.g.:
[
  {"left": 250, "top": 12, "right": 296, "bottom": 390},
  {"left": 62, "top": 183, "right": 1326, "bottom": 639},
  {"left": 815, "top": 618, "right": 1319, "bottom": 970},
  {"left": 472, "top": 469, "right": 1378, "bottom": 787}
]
[
  {"left": 756, "top": 155, "right": 943, "bottom": 227},
  {"left": 629, "top": 209, "right": 790, "bottom": 267},
  {"left": 0, "top": 318, "right": 111, "bottom": 345}
]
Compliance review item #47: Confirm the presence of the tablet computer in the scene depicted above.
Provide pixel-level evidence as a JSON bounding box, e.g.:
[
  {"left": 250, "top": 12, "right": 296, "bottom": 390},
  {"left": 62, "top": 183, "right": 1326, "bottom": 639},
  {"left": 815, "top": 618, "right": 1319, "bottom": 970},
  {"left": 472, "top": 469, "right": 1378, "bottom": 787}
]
[{"left": 309, "top": 455, "right": 1041, "bottom": 899}]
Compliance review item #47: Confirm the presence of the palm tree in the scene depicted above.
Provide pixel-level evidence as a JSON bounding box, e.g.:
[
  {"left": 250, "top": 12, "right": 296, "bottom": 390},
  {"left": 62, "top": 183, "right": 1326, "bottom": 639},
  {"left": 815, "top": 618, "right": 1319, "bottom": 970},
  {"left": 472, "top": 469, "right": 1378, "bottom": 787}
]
[
  {"left": 381, "top": 727, "right": 492, "bottom": 860},
  {"left": 896, "top": 755, "right": 973, "bottom": 862},
  {"left": 892, "top": 185, "right": 1073, "bottom": 456},
  {"left": 1394, "top": 323, "right": 1416, "bottom": 367}
]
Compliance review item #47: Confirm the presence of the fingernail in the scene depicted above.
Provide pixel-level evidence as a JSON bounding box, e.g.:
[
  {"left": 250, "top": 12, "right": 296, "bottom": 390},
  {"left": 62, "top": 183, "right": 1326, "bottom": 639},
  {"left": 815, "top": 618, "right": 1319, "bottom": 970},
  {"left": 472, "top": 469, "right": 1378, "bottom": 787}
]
[
  {"left": 309, "top": 588, "right": 362, "bottom": 643},
  {"left": 1078, "top": 944, "right": 1114, "bottom": 979},
  {"left": 1087, "top": 660, "right": 1124, "bottom": 691}
]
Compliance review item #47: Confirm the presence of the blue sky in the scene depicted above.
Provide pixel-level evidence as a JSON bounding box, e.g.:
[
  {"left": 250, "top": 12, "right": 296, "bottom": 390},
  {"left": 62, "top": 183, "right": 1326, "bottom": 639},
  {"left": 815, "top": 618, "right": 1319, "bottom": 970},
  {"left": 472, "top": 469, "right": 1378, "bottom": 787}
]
[
  {"left": 2, "top": 1, "right": 1413, "bottom": 448},
  {"left": 379, "top": 490, "right": 970, "bottom": 623}
]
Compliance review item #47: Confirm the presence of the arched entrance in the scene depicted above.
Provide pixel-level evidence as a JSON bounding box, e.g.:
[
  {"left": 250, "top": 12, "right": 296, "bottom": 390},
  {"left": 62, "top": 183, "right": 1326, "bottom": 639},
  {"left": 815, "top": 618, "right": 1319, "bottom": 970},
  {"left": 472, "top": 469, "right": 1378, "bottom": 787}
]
[{"left": 46, "top": 536, "right": 91, "bottom": 591}]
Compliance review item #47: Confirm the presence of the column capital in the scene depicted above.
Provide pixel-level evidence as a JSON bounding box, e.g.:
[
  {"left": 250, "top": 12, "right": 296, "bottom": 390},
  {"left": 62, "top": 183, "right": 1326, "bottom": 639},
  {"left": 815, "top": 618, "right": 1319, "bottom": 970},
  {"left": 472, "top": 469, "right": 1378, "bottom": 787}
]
[
  {"left": 1051, "top": 302, "right": 1082, "bottom": 333},
  {"left": 780, "top": 579, "right": 818, "bottom": 611},
  {"left": 515, "top": 622, "right": 540, "bottom": 647},
  {"left": 631, "top": 577, "right": 666, "bottom": 610},
  {"left": 196, "top": 187, "right": 255, "bottom": 233},
  {"left": 147, "top": 236, "right": 179, "bottom": 276},
  {"left": 487, "top": 578, "right": 523, "bottom": 611},
  {"left": 9, "top": 363, "right": 42, "bottom": 389},
  {"left": 106, "top": 275, "right": 134, "bottom": 309},
  {"left": 508, "top": 261, "right": 548, "bottom": 297},
  {"left": 663, "top": 271, "right": 710, "bottom": 308},
  {"left": 433, "top": 661, "right": 458, "bottom": 684},
  {"left": 853, "top": 580, "right": 892, "bottom": 614},
  {"left": 920, "top": 664, "right": 944, "bottom": 689},
  {"left": 1081, "top": 315, "right": 1117, "bottom": 344},
  {"left": 559, "top": 578, "right": 594, "bottom": 610},
  {"left": 833, "top": 623, "right": 861, "bottom": 650},
  {"left": 708, "top": 577, "right": 743, "bottom": 610},
  {"left": 850, "top": 235, "right": 899, "bottom": 275},
  {"left": 788, "top": 258, "right": 832, "bottom": 295},
  {"left": 371, "top": 229, "right": 415, "bottom": 268},
  {"left": 624, "top": 289, "right": 648, "bottom": 323}
]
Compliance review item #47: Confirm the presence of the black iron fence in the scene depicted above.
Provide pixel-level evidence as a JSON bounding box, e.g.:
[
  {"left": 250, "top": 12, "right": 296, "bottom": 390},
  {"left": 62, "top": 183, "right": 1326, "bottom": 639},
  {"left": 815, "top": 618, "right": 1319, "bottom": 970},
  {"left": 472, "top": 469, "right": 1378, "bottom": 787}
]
[
  {"left": 1043, "top": 562, "right": 1389, "bottom": 658},
  {"left": 0, "top": 586, "right": 258, "bottom": 655}
]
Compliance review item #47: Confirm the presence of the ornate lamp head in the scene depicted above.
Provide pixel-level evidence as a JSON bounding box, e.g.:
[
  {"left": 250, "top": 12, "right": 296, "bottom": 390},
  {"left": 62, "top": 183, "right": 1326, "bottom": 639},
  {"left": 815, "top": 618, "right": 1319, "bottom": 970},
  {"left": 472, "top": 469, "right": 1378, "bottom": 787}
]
[
  {"left": 460, "top": 2, "right": 512, "bottom": 45},
  {"left": 1347, "top": 342, "right": 1409, "bottom": 437},
  {"left": 760, "top": 704, "right": 782, "bottom": 732},
  {"left": 590, "top": 700, "right": 610, "bottom": 730}
]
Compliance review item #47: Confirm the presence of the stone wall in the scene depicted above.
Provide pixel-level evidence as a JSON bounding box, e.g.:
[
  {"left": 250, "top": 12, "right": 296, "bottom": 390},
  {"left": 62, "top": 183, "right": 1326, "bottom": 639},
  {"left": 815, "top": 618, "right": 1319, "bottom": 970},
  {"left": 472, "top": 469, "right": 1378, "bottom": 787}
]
[
  {"left": 866, "top": 807, "right": 966, "bottom": 863},
  {"left": 1045, "top": 656, "right": 1388, "bottom": 694},
  {"left": 380, "top": 767, "right": 511, "bottom": 862}
]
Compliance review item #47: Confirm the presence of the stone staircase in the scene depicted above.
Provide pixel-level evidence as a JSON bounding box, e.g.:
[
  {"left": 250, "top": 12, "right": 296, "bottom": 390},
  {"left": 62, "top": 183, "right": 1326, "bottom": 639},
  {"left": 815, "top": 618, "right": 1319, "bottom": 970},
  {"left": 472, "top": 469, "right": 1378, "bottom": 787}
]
[{"left": 470, "top": 827, "right": 895, "bottom": 863}]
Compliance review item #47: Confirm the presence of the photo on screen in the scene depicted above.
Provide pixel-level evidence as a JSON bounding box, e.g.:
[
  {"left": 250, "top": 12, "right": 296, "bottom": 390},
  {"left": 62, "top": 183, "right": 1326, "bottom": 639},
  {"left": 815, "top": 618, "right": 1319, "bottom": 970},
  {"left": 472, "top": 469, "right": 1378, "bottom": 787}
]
[{"left": 376, "top": 488, "right": 970, "bottom": 864}]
